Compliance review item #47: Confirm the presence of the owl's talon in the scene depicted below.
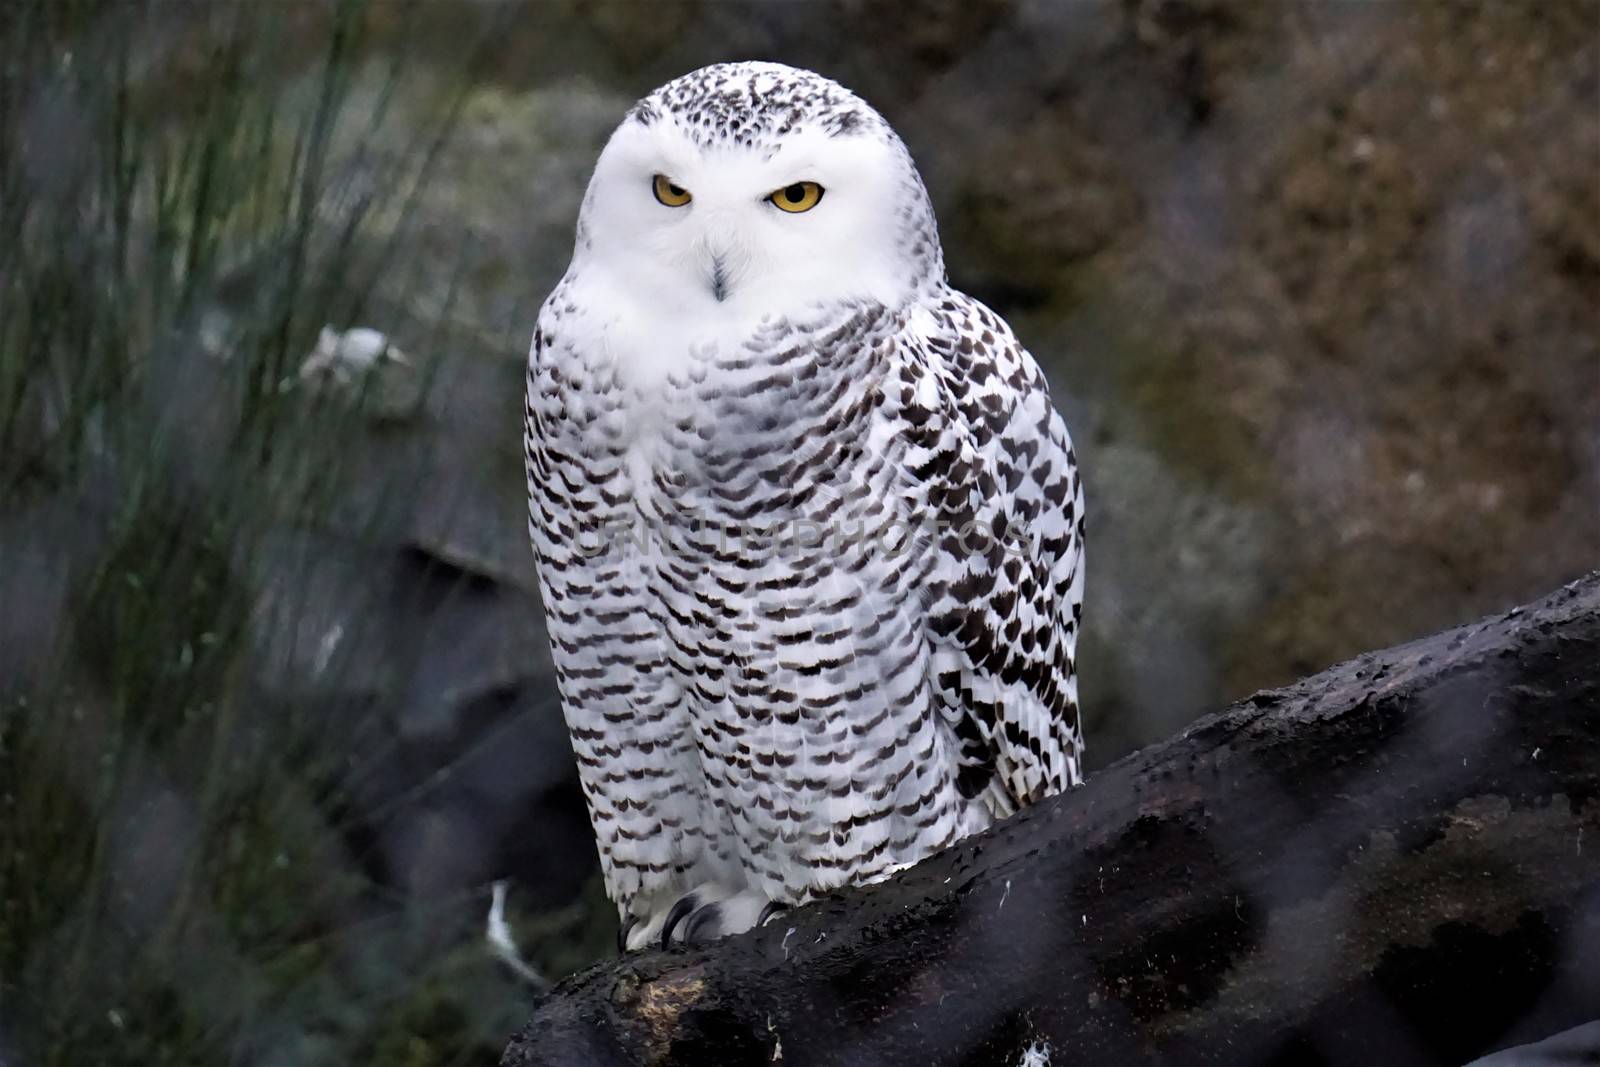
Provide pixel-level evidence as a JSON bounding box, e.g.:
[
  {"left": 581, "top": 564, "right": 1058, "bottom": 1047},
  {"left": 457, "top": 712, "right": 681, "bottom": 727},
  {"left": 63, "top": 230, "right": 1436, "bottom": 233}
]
[
  {"left": 618, "top": 912, "right": 640, "bottom": 953},
  {"left": 757, "top": 900, "right": 789, "bottom": 927},
  {"left": 683, "top": 901, "right": 724, "bottom": 943},
  {"left": 659, "top": 891, "right": 701, "bottom": 948}
]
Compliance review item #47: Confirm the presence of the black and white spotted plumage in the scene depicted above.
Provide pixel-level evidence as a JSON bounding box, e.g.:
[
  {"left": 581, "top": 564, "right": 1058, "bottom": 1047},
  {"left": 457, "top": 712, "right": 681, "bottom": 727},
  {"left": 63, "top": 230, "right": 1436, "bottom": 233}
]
[{"left": 524, "top": 63, "right": 1085, "bottom": 949}]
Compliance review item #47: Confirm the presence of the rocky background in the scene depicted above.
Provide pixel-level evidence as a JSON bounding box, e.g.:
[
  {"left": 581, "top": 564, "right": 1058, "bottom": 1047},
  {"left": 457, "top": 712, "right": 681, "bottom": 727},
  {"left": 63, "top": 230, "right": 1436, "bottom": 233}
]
[{"left": 0, "top": 2, "right": 1594, "bottom": 1064}]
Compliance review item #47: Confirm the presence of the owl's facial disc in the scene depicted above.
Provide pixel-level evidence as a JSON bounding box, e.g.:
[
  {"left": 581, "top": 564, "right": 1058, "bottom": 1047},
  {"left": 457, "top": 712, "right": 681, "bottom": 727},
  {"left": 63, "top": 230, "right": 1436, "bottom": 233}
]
[
  {"left": 645, "top": 175, "right": 828, "bottom": 302},
  {"left": 576, "top": 94, "right": 939, "bottom": 321}
]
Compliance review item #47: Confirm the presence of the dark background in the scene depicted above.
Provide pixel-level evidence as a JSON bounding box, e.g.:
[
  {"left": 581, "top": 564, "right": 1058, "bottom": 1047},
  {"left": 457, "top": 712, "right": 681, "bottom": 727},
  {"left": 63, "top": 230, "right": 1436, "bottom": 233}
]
[{"left": 1, "top": 2, "right": 1595, "bottom": 1063}]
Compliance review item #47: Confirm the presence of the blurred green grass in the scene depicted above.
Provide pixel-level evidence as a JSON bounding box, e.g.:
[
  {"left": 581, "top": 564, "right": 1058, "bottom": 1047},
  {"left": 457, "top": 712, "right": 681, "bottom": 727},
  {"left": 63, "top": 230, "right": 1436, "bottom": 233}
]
[{"left": 0, "top": 3, "right": 607, "bottom": 1063}]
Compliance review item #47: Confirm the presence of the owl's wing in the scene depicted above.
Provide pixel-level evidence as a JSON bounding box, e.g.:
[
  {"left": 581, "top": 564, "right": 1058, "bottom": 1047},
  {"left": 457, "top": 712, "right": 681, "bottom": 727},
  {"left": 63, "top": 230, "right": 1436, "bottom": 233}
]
[{"left": 887, "top": 290, "right": 1086, "bottom": 816}]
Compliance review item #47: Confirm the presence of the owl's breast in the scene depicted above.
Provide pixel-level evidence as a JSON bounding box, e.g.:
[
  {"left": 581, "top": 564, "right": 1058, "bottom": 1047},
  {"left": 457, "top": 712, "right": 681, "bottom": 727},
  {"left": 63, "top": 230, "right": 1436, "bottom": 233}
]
[{"left": 536, "top": 295, "right": 900, "bottom": 537}]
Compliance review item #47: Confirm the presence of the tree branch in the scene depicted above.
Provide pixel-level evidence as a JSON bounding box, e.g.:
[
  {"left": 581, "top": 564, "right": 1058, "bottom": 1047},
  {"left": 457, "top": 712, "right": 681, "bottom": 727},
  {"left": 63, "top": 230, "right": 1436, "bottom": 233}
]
[{"left": 503, "top": 573, "right": 1600, "bottom": 1067}]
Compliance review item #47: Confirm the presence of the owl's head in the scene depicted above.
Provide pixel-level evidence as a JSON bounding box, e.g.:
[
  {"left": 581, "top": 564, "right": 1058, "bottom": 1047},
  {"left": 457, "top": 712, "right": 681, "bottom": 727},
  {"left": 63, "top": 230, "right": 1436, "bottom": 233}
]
[{"left": 573, "top": 62, "right": 944, "bottom": 319}]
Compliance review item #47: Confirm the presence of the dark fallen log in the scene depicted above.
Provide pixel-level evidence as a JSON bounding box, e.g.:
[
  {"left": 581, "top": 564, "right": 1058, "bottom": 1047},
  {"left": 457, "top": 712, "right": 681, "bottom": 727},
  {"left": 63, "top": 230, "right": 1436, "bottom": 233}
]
[{"left": 502, "top": 573, "right": 1600, "bottom": 1067}]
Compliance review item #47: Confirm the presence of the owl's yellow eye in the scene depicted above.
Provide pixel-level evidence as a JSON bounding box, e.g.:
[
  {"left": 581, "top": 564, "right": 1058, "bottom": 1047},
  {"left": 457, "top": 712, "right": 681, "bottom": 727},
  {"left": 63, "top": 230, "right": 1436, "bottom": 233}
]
[
  {"left": 768, "top": 181, "right": 824, "bottom": 213},
  {"left": 653, "top": 175, "right": 692, "bottom": 207}
]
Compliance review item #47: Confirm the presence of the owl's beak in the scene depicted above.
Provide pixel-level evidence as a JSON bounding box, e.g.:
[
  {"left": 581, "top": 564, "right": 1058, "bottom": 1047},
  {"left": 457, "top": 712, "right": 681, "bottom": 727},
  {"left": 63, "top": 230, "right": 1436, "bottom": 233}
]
[
  {"left": 700, "top": 220, "right": 737, "bottom": 303},
  {"left": 709, "top": 253, "right": 729, "bottom": 303}
]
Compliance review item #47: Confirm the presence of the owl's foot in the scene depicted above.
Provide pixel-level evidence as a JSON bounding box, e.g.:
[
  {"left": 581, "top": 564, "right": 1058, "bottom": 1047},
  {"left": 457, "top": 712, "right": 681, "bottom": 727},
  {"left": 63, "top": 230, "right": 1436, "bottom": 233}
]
[{"left": 621, "top": 884, "right": 772, "bottom": 951}]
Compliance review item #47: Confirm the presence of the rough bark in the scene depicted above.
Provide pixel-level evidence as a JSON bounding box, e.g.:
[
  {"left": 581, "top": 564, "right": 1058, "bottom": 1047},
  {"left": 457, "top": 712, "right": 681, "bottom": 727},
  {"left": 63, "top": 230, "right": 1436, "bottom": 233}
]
[{"left": 502, "top": 573, "right": 1600, "bottom": 1067}]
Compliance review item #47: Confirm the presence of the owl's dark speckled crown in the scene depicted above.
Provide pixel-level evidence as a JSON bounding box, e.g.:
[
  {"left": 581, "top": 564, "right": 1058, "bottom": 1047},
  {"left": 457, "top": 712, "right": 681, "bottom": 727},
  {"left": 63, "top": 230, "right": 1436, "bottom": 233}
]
[{"left": 629, "top": 62, "right": 887, "bottom": 152}]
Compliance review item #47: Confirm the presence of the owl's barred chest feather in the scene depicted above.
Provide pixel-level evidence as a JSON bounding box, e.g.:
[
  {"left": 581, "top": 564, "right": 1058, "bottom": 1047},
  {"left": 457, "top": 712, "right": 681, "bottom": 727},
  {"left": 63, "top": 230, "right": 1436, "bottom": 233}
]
[
  {"left": 548, "top": 301, "right": 894, "bottom": 520},
  {"left": 530, "top": 299, "right": 981, "bottom": 897},
  {"left": 525, "top": 60, "right": 1083, "bottom": 947}
]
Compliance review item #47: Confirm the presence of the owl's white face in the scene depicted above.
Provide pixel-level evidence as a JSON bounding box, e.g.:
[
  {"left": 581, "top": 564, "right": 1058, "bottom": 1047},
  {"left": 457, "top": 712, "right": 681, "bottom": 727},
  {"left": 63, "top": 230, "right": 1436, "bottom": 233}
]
[{"left": 567, "top": 64, "right": 942, "bottom": 348}]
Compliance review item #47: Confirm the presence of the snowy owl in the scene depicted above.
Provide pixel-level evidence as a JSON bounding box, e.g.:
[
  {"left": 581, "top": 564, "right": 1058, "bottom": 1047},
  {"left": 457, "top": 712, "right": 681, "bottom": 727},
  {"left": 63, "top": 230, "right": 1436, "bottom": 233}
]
[{"left": 524, "top": 62, "right": 1085, "bottom": 951}]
